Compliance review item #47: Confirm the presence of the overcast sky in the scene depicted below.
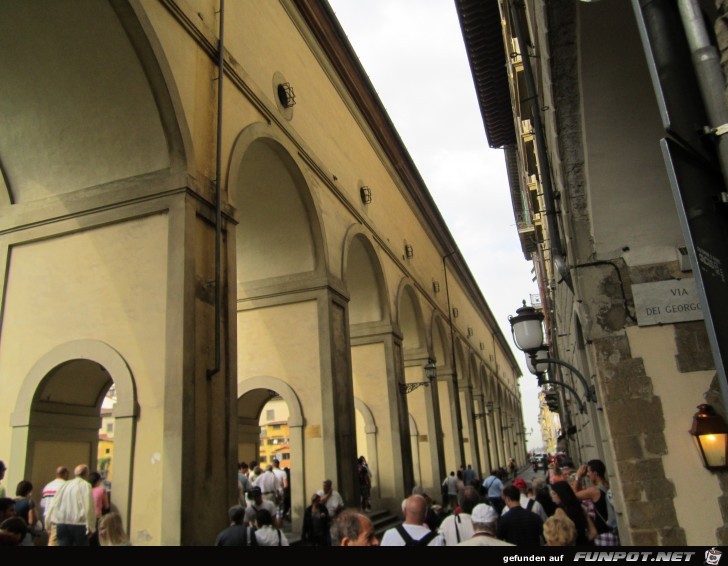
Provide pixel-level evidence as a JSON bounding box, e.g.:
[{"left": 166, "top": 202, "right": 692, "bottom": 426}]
[{"left": 328, "top": 0, "right": 543, "bottom": 451}]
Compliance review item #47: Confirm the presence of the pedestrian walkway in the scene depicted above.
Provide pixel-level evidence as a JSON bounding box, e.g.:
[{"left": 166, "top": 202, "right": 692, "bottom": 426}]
[{"left": 506, "top": 463, "right": 547, "bottom": 487}]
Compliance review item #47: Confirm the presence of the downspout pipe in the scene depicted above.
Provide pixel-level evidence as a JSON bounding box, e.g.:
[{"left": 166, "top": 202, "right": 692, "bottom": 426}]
[
  {"left": 443, "top": 251, "right": 466, "bottom": 467},
  {"left": 510, "top": 0, "right": 572, "bottom": 289},
  {"left": 677, "top": 0, "right": 728, "bottom": 186},
  {"left": 208, "top": 0, "right": 225, "bottom": 380}
]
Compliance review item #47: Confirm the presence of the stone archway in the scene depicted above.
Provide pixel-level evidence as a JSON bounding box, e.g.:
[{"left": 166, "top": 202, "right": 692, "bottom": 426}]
[
  {"left": 237, "top": 376, "right": 304, "bottom": 532},
  {"left": 11, "top": 340, "right": 137, "bottom": 528}
]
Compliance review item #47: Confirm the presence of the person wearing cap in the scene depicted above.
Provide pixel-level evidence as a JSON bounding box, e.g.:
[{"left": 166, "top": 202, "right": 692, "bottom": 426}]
[
  {"left": 458, "top": 504, "right": 514, "bottom": 546},
  {"left": 243, "top": 486, "right": 277, "bottom": 527},
  {"left": 215, "top": 505, "right": 254, "bottom": 546},
  {"left": 502, "top": 478, "right": 548, "bottom": 522}
]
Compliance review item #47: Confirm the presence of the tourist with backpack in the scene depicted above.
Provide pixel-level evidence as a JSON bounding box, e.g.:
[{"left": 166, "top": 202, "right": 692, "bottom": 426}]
[{"left": 380, "top": 495, "right": 445, "bottom": 546}]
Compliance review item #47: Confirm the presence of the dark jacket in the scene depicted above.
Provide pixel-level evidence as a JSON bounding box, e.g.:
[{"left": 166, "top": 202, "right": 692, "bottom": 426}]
[
  {"left": 301, "top": 504, "right": 330, "bottom": 545},
  {"left": 497, "top": 505, "right": 543, "bottom": 547}
]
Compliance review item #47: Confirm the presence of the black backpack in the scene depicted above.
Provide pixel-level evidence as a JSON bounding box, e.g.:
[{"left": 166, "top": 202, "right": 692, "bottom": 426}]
[{"left": 395, "top": 524, "right": 439, "bottom": 546}]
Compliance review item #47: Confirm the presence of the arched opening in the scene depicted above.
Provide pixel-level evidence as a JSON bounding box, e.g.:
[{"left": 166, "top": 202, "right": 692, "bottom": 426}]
[
  {"left": 345, "top": 233, "right": 389, "bottom": 506},
  {"left": 346, "top": 235, "right": 386, "bottom": 325},
  {"left": 11, "top": 340, "right": 137, "bottom": 531},
  {"left": 399, "top": 286, "right": 426, "bottom": 354},
  {"left": 236, "top": 377, "right": 304, "bottom": 533},
  {"left": 233, "top": 138, "right": 320, "bottom": 286}
]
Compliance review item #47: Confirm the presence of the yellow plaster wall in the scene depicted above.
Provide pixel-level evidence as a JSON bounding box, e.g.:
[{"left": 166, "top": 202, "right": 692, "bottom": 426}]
[
  {"left": 237, "top": 299, "right": 324, "bottom": 496},
  {"left": 626, "top": 324, "right": 719, "bottom": 545},
  {"left": 0, "top": 213, "right": 169, "bottom": 544}
]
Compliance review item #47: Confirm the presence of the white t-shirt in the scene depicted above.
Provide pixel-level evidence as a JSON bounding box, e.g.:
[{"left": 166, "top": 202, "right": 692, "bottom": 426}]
[
  {"left": 381, "top": 524, "right": 445, "bottom": 546},
  {"left": 317, "top": 489, "right": 344, "bottom": 517},
  {"left": 243, "top": 500, "right": 276, "bottom": 524},
  {"left": 439, "top": 513, "right": 474, "bottom": 546},
  {"left": 253, "top": 525, "right": 289, "bottom": 546}
]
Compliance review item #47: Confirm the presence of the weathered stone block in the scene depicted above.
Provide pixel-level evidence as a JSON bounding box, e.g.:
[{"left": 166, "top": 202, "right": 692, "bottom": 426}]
[
  {"left": 593, "top": 336, "right": 631, "bottom": 373},
  {"left": 717, "top": 526, "right": 728, "bottom": 546},
  {"left": 613, "top": 436, "right": 643, "bottom": 460},
  {"left": 659, "top": 527, "right": 687, "bottom": 546},
  {"left": 675, "top": 321, "right": 715, "bottom": 372},
  {"left": 618, "top": 459, "right": 664, "bottom": 483},
  {"left": 627, "top": 499, "right": 678, "bottom": 529},
  {"left": 644, "top": 433, "right": 667, "bottom": 455},
  {"left": 631, "top": 530, "right": 658, "bottom": 545},
  {"left": 608, "top": 403, "right": 636, "bottom": 437},
  {"left": 641, "top": 400, "right": 666, "bottom": 433},
  {"left": 642, "top": 478, "right": 676, "bottom": 500},
  {"left": 621, "top": 480, "right": 643, "bottom": 502},
  {"left": 719, "top": 495, "right": 728, "bottom": 523}
]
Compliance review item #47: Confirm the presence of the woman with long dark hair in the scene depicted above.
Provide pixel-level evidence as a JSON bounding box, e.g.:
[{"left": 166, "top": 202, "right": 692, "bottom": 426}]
[{"left": 550, "top": 481, "right": 593, "bottom": 546}]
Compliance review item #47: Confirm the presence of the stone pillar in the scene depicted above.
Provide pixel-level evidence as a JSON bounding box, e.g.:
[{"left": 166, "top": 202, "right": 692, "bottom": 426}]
[
  {"left": 424, "top": 372, "right": 447, "bottom": 492},
  {"left": 472, "top": 394, "right": 490, "bottom": 477},
  {"left": 495, "top": 406, "right": 506, "bottom": 467},
  {"left": 438, "top": 367, "right": 466, "bottom": 472},
  {"left": 318, "top": 290, "right": 358, "bottom": 507},
  {"left": 351, "top": 326, "right": 413, "bottom": 509},
  {"left": 460, "top": 385, "right": 481, "bottom": 476}
]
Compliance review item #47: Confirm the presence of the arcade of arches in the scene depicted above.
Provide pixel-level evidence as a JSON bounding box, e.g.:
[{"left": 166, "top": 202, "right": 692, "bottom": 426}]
[{"left": 0, "top": 0, "right": 525, "bottom": 545}]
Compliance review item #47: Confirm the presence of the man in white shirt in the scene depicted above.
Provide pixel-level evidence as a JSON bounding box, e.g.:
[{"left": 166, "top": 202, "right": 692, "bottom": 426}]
[
  {"left": 439, "top": 486, "right": 479, "bottom": 545},
  {"left": 253, "top": 465, "right": 280, "bottom": 505},
  {"left": 243, "top": 487, "right": 278, "bottom": 527},
  {"left": 40, "top": 466, "right": 69, "bottom": 546},
  {"left": 271, "top": 459, "right": 287, "bottom": 505},
  {"left": 381, "top": 495, "right": 445, "bottom": 546},
  {"left": 317, "top": 479, "right": 344, "bottom": 518},
  {"left": 45, "top": 464, "right": 96, "bottom": 546},
  {"left": 40, "top": 466, "right": 69, "bottom": 522}
]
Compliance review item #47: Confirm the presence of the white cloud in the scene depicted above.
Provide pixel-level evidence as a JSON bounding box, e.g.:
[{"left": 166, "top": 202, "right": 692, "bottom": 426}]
[{"left": 330, "top": 0, "right": 543, "bottom": 450}]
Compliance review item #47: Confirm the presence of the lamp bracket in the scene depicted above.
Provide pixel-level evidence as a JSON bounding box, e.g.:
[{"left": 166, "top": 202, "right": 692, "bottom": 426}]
[
  {"left": 532, "top": 355, "right": 596, "bottom": 403},
  {"left": 399, "top": 382, "right": 430, "bottom": 395}
]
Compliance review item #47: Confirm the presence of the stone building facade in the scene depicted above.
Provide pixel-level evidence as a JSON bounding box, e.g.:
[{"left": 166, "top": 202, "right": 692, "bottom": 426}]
[
  {"left": 0, "top": 0, "right": 524, "bottom": 545},
  {"left": 457, "top": 0, "right": 728, "bottom": 546}
]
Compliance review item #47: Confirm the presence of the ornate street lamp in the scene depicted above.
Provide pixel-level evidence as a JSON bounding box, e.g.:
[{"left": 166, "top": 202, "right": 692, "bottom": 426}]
[
  {"left": 690, "top": 404, "right": 728, "bottom": 470},
  {"left": 508, "top": 301, "right": 597, "bottom": 404},
  {"left": 399, "top": 358, "right": 437, "bottom": 395},
  {"left": 508, "top": 301, "right": 544, "bottom": 355}
]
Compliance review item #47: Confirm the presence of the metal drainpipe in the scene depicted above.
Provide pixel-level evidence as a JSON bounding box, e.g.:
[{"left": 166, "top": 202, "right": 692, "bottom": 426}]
[
  {"left": 208, "top": 0, "right": 225, "bottom": 380},
  {"left": 443, "top": 252, "right": 466, "bottom": 467},
  {"left": 677, "top": 0, "right": 728, "bottom": 186},
  {"left": 510, "top": 0, "right": 571, "bottom": 288}
]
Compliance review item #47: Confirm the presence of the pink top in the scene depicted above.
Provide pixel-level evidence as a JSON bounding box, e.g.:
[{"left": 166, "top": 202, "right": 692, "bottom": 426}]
[{"left": 92, "top": 486, "right": 107, "bottom": 518}]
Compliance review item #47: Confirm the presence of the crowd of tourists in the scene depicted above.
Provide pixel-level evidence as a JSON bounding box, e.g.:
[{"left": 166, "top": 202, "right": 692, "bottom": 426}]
[
  {"left": 0, "top": 451, "right": 618, "bottom": 547},
  {"left": 0, "top": 461, "right": 128, "bottom": 546}
]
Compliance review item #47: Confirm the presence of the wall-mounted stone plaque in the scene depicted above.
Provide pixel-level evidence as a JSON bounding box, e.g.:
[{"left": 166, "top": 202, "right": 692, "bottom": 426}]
[{"left": 632, "top": 278, "right": 704, "bottom": 326}]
